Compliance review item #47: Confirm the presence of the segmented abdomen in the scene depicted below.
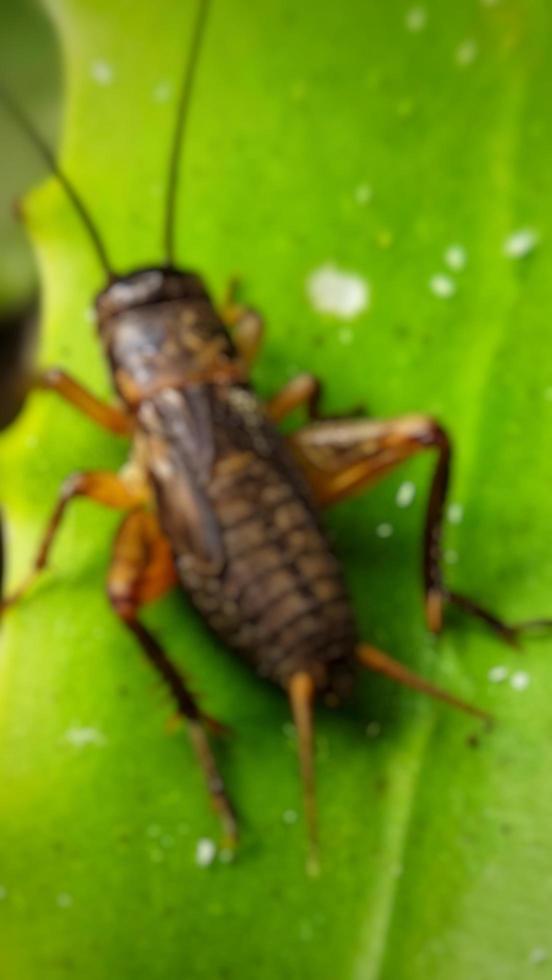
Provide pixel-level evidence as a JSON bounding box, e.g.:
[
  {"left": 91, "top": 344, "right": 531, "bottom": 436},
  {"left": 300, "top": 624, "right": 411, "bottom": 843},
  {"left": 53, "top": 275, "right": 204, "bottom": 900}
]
[
  {"left": 186, "top": 454, "right": 357, "bottom": 687},
  {"left": 142, "top": 383, "right": 358, "bottom": 690}
]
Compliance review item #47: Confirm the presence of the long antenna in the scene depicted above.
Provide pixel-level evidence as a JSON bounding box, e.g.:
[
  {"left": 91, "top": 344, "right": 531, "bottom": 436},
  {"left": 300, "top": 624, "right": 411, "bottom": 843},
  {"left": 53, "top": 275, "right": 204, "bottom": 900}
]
[
  {"left": 0, "top": 83, "right": 113, "bottom": 280},
  {"left": 164, "top": 0, "right": 211, "bottom": 265}
]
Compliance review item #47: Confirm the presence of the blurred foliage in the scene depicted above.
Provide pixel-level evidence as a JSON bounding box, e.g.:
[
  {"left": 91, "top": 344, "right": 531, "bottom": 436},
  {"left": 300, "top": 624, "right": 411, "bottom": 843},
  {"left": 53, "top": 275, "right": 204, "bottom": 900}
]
[
  {"left": 0, "top": 0, "right": 60, "bottom": 309},
  {"left": 1, "top": 1, "right": 552, "bottom": 978},
  {"left": 0, "top": 0, "right": 60, "bottom": 429}
]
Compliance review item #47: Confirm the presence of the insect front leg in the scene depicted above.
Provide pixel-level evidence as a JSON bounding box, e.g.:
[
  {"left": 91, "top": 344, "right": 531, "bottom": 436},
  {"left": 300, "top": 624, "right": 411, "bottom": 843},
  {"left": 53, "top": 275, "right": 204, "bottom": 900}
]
[
  {"left": 0, "top": 471, "right": 146, "bottom": 612},
  {"left": 266, "top": 373, "right": 322, "bottom": 423},
  {"left": 107, "top": 510, "right": 238, "bottom": 850},
  {"left": 35, "top": 368, "right": 134, "bottom": 435},
  {"left": 288, "top": 413, "right": 552, "bottom": 645},
  {"left": 220, "top": 278, "right": 264, "bottom": 370},
  {"left": 221, "top": 279, "right": 326, "bottom": 421},
  {"left": 267, "top": 375, "right": 367, "bottom": 424}
]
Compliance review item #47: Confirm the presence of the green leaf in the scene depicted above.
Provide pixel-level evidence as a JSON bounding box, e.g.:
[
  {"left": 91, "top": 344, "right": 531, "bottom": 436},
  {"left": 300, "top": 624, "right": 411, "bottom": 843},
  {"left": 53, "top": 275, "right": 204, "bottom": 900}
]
[{"left": 1, "top": 1, "right": 552, "bottom": 977}]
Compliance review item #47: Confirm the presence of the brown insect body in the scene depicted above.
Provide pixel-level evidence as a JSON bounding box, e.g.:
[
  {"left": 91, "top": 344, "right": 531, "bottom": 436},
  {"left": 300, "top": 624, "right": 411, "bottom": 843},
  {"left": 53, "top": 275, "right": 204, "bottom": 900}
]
[
  {"left": 97, "top": 267, "right": 358, "bottom": 700},
  {"left": 3, "top": 0, "right": 550, "bottom": 869}
]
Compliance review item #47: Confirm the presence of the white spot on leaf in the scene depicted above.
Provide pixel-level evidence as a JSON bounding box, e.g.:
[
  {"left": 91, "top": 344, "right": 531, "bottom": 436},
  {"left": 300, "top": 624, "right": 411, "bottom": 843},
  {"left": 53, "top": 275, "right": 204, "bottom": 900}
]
[
  {"left": 152, "top": 81, "right": 172, "bottom": 103},
  {"left": 444, "top": 244, "right": 467, "bottom": 271},
  {"left": 396, "top": 481, "right": 416, "bottom": 508},
  {"left": 195, "top": 837, "right": 217, "bottom": 867},
  {"left": 510, "top": 671, "right": 531, "bottom": 692},
  {"left": 529, "top": 947, "right": 549, "bottom": 965},
  {"left": 503, "top": 228, "right": 539, "bottom": 259},
  {"left": 405, "top": 7, "right": 427, "bottom": 32},
  {"left": 56, "top": 892, "right": 73, "bottom": 909},
  {"left": 429, "top": 274, "right": 456, "bottom": 299},
  {"left": 376, "top": 522, "right": 394, "bottom": 539},
  {"left": 447, "top": 502, "right": 464, "bottom": 524},
  {"left": 306, "top": 263, "right": 370, "bottom": 319},
  {"left": 354, "top": 183, "right": 373, "bottom": 205},
  {"left": 90, "top": 60, "right": 114, "bottom": 86},
  {"left": 488, "top": 665, "right": 509, "bottom": 683},
  {"left": 283, "top": 809, "right": 298, "bottom": 825},
  {"left": 63, "top": 726, "right": 106, "bottom": 748},
  {"left": 455, "top": 39, "right": 478, "bottom": 66}
]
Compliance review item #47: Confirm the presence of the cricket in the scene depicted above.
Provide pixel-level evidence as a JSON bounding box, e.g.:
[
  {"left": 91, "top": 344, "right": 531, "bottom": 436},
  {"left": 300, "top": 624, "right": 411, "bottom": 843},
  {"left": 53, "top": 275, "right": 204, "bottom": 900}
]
[{"left": 1, "top": 0, "right": 550, "bottom": 873}]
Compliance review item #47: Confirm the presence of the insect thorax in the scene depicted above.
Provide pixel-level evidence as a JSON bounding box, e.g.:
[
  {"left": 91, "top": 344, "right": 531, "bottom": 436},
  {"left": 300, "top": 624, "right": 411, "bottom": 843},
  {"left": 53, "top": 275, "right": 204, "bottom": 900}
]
[{"left": 95, "top": 267, "right": 236, "bottom": 404}]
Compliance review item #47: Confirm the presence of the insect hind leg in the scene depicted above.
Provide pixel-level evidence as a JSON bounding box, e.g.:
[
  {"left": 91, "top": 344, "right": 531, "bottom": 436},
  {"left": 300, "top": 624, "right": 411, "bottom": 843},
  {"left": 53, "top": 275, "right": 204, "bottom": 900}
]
[
  {"left": 289, "top": 413, "right": 552, "bottom": 647},
  {"left": 357, "top": 644, "right": 490, "bottom": 723},
  {"left": 444, "top": 592, "right": 552, "bottom": 648},
  {"left": 288, "top": 671, "right": 319, "bottom": 876},
  {"left": 107, "top": 509, "right": 238, "bottom": 850}
]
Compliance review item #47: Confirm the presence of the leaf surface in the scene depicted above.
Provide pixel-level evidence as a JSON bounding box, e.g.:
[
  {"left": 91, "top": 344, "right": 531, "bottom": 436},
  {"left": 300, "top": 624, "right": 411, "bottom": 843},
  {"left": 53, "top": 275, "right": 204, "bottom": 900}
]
[{"left": 1, "top": 1, "right": 552, "bottom": 978}]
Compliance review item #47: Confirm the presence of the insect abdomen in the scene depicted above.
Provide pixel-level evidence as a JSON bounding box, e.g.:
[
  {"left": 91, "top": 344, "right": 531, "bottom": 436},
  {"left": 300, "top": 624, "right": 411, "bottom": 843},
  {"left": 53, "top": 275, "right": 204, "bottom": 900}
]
[
  {"left": 181, "top": 452, "right": 358, "bottom": 689},
  {"left": 142, "top": 382, "right": 358, "bottom": 693}
]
